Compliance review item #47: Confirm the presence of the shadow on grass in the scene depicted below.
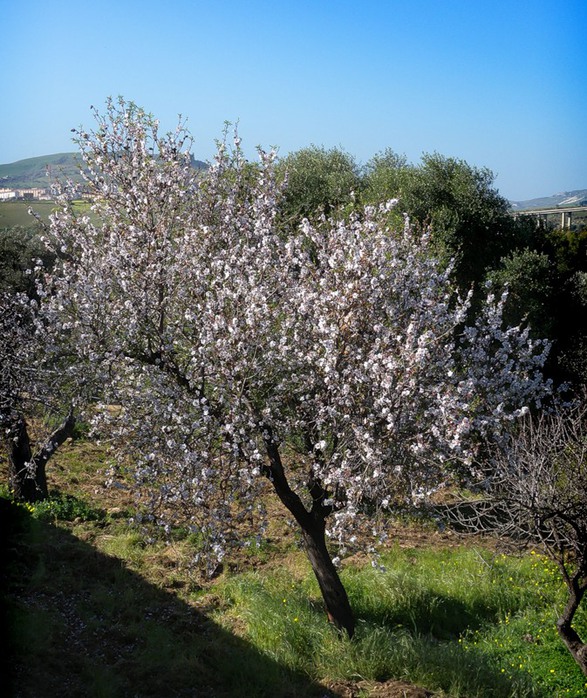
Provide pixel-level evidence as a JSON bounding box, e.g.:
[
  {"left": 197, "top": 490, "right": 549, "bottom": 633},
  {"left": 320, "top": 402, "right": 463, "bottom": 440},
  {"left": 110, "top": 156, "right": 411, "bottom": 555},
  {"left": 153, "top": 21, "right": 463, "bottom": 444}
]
[
  {"left": 1, "top": 499, "right": 330, "bottom": 698},
  {"left": 352, "top": 587, "right": 490, "bottom": 640},
  {"left": 344, "top": 578, "right": 543, "bottom": 697}
]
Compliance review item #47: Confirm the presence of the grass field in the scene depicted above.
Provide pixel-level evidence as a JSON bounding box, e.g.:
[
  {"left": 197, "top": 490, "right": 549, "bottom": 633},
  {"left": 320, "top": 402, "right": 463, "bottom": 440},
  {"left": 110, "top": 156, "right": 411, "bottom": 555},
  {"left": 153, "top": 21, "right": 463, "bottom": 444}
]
[
  {"left": 2, "top": 437, "right": 586, "bottom": 697},
  {"left": 0, "top": 200, "right": 94, "bottom": 229},
  {"left": 0, "top": 201, "right": 56, "bottom": 228}
]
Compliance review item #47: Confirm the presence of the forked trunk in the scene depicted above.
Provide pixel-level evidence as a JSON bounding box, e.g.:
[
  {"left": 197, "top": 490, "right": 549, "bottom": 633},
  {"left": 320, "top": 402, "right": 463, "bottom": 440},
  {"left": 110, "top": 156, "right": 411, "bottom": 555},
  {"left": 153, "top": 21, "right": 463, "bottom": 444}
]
[
  {"left": 262, "top": 436, "right": 355, "bottom": 637},
  {"left": 7, "top": 410, "right": 76, "bottom": 504},
  {"left": 7, "top": 413, "right": 44, "bottom": 502}
]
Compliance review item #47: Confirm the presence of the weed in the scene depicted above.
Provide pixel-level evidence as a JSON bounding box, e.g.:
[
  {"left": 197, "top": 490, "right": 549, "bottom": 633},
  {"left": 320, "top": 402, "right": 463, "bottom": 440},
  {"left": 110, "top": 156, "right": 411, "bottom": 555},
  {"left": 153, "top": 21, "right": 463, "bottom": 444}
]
[{"left": 21, "top": 492, "right": 104, "bottom": 522}]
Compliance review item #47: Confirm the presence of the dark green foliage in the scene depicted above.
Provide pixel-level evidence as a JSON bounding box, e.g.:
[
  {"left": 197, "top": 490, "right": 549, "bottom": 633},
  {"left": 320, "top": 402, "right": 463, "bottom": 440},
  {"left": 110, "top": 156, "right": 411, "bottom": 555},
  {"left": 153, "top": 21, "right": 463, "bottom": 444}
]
[
  {"left": 488, "top": 249, "right": 555, "bottom": 336},
  {"left": 372, "top": 153, "right": 517, "bottom": 290},
  {"left": 406, "top": 154, "right": 515, "bottom": 284},
  {"left": 24, "top": 493, "right": 104, "bottom": 522},
  {"left": 0, "top": 225, "right": 54, "bottom": 295},
  {"left": 362, "top": 148, "right": 411, "bottom": 204},
  {"left": 542, "top": 227, "right": 587, "bottom": 278},
  {"left": 489, "top": 228, "right": 587, "bottom": 385},
  {"left": 362, "top": 151, "right": 525, "bottom": 295},
  {"left": 276, "top": 145, "right": 360, "bottom": 226}
]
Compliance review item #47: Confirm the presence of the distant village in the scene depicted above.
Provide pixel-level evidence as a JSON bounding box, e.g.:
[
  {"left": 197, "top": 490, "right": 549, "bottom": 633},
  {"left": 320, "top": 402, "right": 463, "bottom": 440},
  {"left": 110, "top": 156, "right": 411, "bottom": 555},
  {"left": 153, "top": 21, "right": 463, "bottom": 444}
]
[{"left": 0, "top": 187, "right": 51, "bottom": 201}]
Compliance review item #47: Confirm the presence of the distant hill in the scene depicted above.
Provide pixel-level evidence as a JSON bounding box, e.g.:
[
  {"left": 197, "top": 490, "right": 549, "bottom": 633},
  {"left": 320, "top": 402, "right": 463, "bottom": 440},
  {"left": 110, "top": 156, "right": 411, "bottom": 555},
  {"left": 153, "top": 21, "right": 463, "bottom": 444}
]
[
  {"left": 509, "top": 189, "right": 587, "bottom": 211},
  {"left": 0, "top": 152, "right": 208, "bottom": 190},
  {"left": 0, "top": 153, "right": 82, "bottom": 189}
]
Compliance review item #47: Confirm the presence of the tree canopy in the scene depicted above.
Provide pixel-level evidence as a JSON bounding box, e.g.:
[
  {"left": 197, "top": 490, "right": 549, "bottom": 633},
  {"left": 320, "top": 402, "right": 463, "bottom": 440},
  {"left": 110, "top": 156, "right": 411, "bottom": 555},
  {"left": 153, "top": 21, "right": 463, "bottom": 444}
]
[
  {"left": 362, "top": 151, "right": 518, "bottom": 291},
  {"left": 275, "top": 145, "right": 360, "bottom": 226}
]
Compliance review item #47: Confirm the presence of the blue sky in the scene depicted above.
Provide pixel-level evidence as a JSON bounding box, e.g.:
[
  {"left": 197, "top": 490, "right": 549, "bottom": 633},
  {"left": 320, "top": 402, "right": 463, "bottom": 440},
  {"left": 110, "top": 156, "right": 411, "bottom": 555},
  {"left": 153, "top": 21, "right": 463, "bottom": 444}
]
[{"left": 1, "top": 0, "right": 585, "bottom": 200}]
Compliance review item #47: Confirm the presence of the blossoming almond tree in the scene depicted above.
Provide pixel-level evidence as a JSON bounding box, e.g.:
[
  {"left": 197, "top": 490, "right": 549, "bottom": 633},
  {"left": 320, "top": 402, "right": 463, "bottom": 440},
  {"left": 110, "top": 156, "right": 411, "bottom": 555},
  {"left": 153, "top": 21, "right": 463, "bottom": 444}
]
[{"left": 40, "top": 98, "right": 551, "bottom": 636}]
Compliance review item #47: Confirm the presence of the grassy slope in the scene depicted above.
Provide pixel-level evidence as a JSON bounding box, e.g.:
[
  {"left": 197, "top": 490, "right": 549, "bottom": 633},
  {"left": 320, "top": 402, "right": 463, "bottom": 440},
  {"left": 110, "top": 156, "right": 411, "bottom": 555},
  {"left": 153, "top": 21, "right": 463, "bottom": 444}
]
[
  {"left": 0, "top": 152, "right": 208, "bottom": 190},
  {"left": 0, "top": 153, "right": 81, "bottom": 189},
  {"left": 0, "top": 201, "right": 56, "bottom": 228},
  {"left": 2, "top": 437, "right": 587, "bottom": 698}
]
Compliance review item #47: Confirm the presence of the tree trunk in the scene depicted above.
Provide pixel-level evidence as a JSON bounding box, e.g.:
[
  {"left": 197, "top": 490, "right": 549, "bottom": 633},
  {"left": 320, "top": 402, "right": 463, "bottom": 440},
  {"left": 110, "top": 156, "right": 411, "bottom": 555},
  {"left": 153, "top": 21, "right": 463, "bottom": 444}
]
[
  {"left": 7, "top": 409, "right": 76, "bottom": 504},
  {"left": 7, "top": 413, "right": 41, "bottom": 502},
  {"left": 557, "top": 577, "right": 587, "bottom": 676},
  {"left": 262, "top": 434, "right": 355, "bottom": 637},
  {"left": 300, "top": 515, "right": 356, "bottom": 637}
]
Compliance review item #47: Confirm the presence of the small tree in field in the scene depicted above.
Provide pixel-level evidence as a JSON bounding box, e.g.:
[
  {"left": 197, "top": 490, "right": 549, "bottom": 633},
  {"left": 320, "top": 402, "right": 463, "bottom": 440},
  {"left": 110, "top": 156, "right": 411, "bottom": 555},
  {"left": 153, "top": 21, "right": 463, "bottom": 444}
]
[
  {"left": 0, "top": 227, "right": 73, "bottom": 502},
  {"left": 40, "top": 98, "right": 551, "bottom": 636},
  {"left": 0, "top": 291, "right": 75, "bottom": 502},
  {"left": 445, "top": 402, "right": 587, "bottom": 675}
]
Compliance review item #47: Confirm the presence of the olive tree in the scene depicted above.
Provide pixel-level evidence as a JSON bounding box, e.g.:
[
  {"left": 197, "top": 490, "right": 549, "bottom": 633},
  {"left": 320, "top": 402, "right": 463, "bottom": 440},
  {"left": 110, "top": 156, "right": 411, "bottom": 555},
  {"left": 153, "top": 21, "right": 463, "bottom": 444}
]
[
  {"left": 0, "top": 225, "right": 54, "bottom": 295},
  {"left": 485, "top": 223, "right": 587, "bottom": 388},
  {"left": 40, "top": 98, "right": 551, "bottom": 636},
  {"left": 363, "top": 151, "right": 519, "bottom": 292},
  {"left": 275, "top": 145, "right": 360, "bottom": 227}
]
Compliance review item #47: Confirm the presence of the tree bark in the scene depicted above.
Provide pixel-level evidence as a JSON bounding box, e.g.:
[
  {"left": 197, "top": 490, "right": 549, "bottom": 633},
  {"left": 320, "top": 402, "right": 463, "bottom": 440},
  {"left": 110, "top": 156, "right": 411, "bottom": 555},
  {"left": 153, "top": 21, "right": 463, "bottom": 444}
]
[
  {"left": 262, "top": 434, "right": 355, "bottom": 637},
  {"left": 300, "top": 514, "right": 356, "bottom": 637},
  {"left": 7, "top": 413, "right": 39, "bottom": 502},
  {"left": 7, "top": 409, "right": 76, "bottom": 504},
  {"left": 557, "top": 576, "right": 587, "bottom": 676}
]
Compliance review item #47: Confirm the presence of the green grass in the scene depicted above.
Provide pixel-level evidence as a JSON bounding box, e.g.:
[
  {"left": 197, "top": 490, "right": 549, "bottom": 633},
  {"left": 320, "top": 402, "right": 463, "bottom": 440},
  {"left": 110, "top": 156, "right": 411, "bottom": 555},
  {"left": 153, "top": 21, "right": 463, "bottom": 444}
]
[
  {"left": 211, "top": 548, "right": 587, "bottom": 698},
  {"left": 3, "top": 502, "right": 326, "bottom": 697},
  {"left": 3, "top": 437, "right": 587, "bottom": 697},
  {"left": 213, "top": 548, "right": 587, "bottom": 697},
  {"left": 0, "top": 199, "right": 93, "bottom": 228},
  {"left": 0, "top": 201, "right": 56, "bottom": 227},
  {"left": 19, "top": 492, "right": 105, "bottom": 522}
]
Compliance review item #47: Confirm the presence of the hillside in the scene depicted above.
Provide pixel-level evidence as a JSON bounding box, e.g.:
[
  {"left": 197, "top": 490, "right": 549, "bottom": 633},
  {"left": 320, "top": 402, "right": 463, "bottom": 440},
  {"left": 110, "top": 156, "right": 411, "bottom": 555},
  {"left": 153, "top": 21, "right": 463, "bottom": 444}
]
[
  {"left": 0, "top": 152, "right": 208, "bottom": 189},
  {"left": 509, "top": 189, "right": 587, "bottom": 210},
  {"left": 0, "top": 153, "right": 82, "bottom": 189}
]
